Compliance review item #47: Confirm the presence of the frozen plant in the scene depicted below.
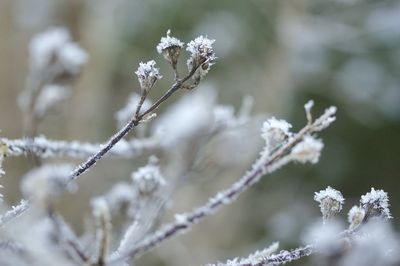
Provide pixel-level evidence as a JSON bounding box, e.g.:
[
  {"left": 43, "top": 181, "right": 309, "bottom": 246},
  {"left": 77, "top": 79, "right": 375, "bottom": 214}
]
[{"left": 0, "top": 28, "right": 397, "bottom": 266}]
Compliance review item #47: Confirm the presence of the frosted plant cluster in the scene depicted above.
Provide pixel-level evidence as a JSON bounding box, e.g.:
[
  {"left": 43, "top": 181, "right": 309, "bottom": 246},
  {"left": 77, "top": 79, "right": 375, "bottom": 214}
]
[{"left": 0, "top": 28, "right": 397, "bottom": 266}]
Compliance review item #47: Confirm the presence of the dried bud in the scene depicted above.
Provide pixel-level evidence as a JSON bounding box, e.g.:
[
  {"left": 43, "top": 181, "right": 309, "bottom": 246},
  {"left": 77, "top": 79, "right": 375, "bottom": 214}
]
[
  {"left": 261, "top": 117, "right": 292, "bottom": 152},
  {"left": 348, "top": 205, "right": 365, "bottom": 230},
  {"left": 135, "top": 60, "right": 162, "bottom": 93},
  {"left": 314, "top": 186, "right": 344, "bottom": 221},
  {"left": 360, "top": 188, "right": 392, "bottom": 221},
  {"left": 131, "top": 156, "right": 166, "bottom": 195},
  {"left": 186, "top": 36, "right": 216, "bottom": 80},
  {"left": 291, "top": 136, "right": 324, "bottom": 164},
  {"left": 156, "top": 30, "right": 184, "bottom": 68}
]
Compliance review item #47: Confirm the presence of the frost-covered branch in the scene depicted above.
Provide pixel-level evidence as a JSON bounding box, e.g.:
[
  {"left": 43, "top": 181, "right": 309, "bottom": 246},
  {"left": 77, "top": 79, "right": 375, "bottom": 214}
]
[
  {"left": 0, "top": 200, "right": 30, "bottom": 227},
  {"left": 1, "top": 136, "right": 159, "bottom": 159},
  {"left": 107, "top": 102, "right": 336, "bottom": 263},
  {"left": 210, "top": 245, "right": 314, "bottom": 266}
]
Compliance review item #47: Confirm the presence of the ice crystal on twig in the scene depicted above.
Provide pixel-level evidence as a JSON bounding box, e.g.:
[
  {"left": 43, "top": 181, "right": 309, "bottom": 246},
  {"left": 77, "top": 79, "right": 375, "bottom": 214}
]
[
  {"left": 314, "top": 186, "right": 344, "bottom": 221},
  {"left": 360, "top": 188, "right": 392, "bottom": 220},
  {"left": 135, "top": 60, "right": 162, "bottom": 93}
]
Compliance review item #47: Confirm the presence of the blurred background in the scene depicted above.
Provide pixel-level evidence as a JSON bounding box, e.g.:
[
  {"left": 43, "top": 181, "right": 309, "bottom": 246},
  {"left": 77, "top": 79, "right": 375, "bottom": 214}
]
[{"left": 0, "top": 0, "right": 399, "bottom": 265}]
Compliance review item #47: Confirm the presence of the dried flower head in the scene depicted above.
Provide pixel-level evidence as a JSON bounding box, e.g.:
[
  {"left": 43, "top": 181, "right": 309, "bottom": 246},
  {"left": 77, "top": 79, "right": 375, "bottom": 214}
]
[
  {"left": 261, "top": 117, "right": 292, "bottom": 152},
  {"left": 29, "top": 27, "right": 88, "bottom": 79},
  {"left": 314, "top": 186, "right": 344, "bottom": 221},
  {"left": 135, "top": 60, "right": 162, "bottom": 93},
  {"left": 156, "top": 30, "right": 184, "bottom": 67},
  {"left": 347, "top": 205, "right": 365, "bottom": 230},
  {"left": 186, "top": 36, "right": 216, "bottom": 80},
  {"left": 291, "top": 136, "right": 324, "bottom": 164},
  {"left": 131, "top": 156, "right": 166, "bottom": 195},
  {"left": 360, "top": 188, "right": 392, "bottom": 220}
]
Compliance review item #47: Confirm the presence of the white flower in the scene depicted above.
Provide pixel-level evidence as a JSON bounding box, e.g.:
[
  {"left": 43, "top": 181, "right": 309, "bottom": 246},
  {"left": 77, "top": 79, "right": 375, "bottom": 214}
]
[
  {"left": 135, "top": 60, "right": 162, "bottom": 92},
  {"left": 360, "top": 188, "right": 392, "bottom": 220},
  {"left": 314, "top": 186, "right": 344, "bottom": 220},
  {"left": 261, "top": 117, "right": 292, "bottom": 152},
  {"left": 291, "top": 136, "right": 324, "bottom": 164}
]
